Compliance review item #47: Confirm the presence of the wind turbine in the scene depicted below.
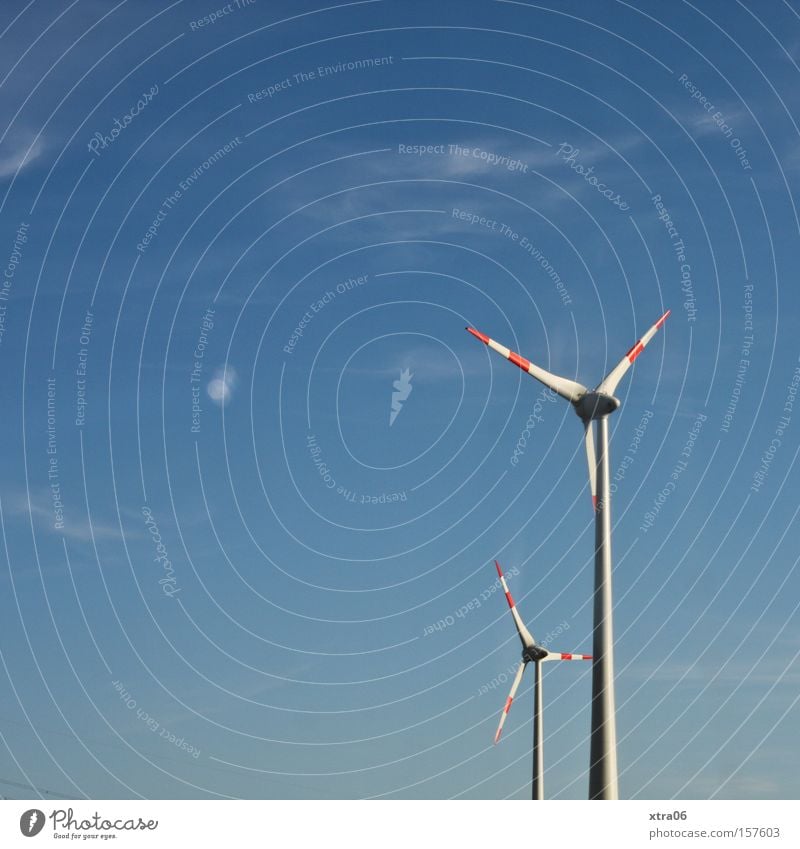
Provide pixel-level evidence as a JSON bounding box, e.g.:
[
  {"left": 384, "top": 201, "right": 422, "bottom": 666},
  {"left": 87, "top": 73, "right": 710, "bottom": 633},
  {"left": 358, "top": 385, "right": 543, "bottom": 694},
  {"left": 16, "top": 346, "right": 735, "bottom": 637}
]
[
  {"left": 468, "top": 311, "right": 669, "bottom": 799},
  {"left": 493, "top": 560, "right": 591, "bottom": 800}
]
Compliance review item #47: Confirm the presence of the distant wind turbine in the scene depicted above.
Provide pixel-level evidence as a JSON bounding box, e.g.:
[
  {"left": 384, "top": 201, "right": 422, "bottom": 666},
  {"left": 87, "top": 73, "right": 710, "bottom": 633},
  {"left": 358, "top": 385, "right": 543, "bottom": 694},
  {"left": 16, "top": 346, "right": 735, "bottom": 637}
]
[
  {"left": 468, "top": 311, "right": 669, "bottom": 799},
  {"left": 493, "top": 561, "right": 591, "bottom": 800}
]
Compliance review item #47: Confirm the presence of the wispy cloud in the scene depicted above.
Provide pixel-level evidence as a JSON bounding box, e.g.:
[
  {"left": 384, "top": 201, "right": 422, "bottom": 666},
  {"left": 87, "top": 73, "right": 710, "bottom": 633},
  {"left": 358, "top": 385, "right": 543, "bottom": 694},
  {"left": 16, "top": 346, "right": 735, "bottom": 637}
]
[
  {"left": 294, "top": 130, "right": 645, "bottom": 224},
  {"left": 674, "top": 102, "right": 753, "bottom": 140},
  {"left": 2, "top": 488, "right": 132, "bottom": 543},
  {"left": 627, "top": 653, "right": 800, "bottom": 687},
  {"left": 783, "top": 144, "right": 800, "bottom": 173},
  {"left": 0, "top": 128, "right": 45, "bottom": 178}
]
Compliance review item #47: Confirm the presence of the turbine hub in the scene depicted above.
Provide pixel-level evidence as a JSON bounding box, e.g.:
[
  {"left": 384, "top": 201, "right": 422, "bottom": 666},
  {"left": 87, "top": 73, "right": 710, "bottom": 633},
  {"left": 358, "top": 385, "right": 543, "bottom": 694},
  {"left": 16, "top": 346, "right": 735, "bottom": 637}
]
[
  {"left": 575, "top": 391, "right": 620, "bottom": 421},
  {"left": 523, "top": 645, "right": 549, "bottom": 663}
]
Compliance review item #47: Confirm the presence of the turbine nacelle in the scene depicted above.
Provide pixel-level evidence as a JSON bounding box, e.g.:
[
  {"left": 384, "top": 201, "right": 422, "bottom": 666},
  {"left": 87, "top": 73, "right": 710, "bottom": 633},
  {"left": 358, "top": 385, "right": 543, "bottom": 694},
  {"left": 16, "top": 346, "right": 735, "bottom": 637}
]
[
  {"left": 523, "top": 645, "right": 550, "bottom": 663},
  {"left": 574, "top": 391, "right": 621, "bottom": 421}
]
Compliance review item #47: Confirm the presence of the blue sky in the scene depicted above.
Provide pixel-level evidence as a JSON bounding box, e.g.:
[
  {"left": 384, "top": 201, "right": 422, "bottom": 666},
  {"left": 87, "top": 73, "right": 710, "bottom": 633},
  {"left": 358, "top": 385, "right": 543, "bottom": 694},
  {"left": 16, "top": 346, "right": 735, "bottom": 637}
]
[{"left": 0, "top": 0, "right": 799, "bottom": 800}]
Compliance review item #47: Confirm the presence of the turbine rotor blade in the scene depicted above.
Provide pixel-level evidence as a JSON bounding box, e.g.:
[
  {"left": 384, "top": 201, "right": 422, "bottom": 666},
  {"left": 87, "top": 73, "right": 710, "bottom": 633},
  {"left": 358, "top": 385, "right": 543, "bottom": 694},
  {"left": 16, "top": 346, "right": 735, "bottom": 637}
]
[
  {"left": 495, "top": 561, "right": 535, "bottom": 650},
  {"left": 596, "top": 310, "right": 670, "bottom": 396},
  {"left": 584, "top": 420, "right": 598, "bottom": 511},
  {"left": 466, "top": 327, "right": 587, "bottom": 403},
  {"left": 543, "top": 652, "right": 593, "bottom": 661},
  {"left": 494, "top": 660, "right": 527, "bottom": 744}
]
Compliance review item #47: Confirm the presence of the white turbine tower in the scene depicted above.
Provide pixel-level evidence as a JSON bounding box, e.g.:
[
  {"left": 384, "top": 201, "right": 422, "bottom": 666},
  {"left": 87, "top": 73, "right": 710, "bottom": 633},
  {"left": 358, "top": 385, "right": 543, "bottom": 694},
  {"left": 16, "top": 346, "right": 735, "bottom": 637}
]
[
  {"left": 468, "top": 311, "right": 670, "bottom": 799},
  {"left": 493, "top": 561, "right": 591, "bottom": 800}
]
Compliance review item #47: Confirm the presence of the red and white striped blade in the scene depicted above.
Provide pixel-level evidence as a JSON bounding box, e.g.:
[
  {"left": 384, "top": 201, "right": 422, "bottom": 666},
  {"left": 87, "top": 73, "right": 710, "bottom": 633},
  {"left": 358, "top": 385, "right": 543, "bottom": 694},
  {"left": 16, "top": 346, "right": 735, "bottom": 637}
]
[
  {"left": 493, "top": 660, "right": 527, "bottom": 744},
  {"left": 584, "top": 420, "right": 598, "bottom": 511},
  {"left": 596, "top": 310, "right": 670, "bottom": 396},
  {"left": 495, "top": 560, "right": 535, "bottom": 651},
  {"left": 543, "top": 651, "right": 593, "bottom": 661},
  {"left": 466, "top": 327, "right": 587, "bottom": 403}
]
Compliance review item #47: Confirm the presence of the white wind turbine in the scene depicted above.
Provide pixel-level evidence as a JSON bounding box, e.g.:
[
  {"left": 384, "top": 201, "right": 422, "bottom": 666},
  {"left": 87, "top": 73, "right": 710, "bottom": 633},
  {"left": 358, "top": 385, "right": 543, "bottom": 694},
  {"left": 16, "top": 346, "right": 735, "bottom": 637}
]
[
  {"left": 493, "top": 561, "right": 591, "bottom": 800},
  {"left": 469, "top": 311, "right": 669, "bottom": 799}
]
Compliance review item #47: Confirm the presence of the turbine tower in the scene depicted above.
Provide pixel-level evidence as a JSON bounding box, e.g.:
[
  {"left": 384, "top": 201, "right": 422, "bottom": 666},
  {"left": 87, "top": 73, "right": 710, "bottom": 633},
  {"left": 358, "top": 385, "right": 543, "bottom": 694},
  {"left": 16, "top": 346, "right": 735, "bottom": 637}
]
[
  {"left": 493, "top": 561, "right": 591, "bottom": 800},
  {"left": 468, "top": 311, "right": 669, "bottom": 799}
]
